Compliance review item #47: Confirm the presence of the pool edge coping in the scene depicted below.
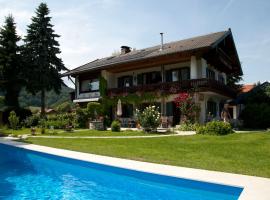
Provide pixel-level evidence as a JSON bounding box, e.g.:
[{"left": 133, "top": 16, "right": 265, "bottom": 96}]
[{"left": 1, "top": 138, "right": 269, "bottom": 200}]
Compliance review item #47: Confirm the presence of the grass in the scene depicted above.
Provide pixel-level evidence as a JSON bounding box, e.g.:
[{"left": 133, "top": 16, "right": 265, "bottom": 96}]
[
  {"left": 0, "top": 127, "right": 43, "bottom": 136},
  {"left": 0, "top": 127, "right": 162, "bottom": 137},
  {"left": 43, "top": 130, "right": 159, "bottom": 137},
  {"left": 24, "top": 131, "right": 270, "bottom": 178}
]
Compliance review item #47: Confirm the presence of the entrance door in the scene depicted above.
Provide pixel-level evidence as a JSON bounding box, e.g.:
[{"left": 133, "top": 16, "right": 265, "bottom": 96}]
[
  {"left": 166, "top": 102, "right": 180, "bottom": 126},
  {"left": 173, "top": 103, "right": 180, "bottom": 125}
]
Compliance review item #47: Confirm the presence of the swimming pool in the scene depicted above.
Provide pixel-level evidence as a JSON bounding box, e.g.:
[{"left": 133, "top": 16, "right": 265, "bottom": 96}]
[{"left": 0, "top": 143, "right": 243, "bottom": 200}]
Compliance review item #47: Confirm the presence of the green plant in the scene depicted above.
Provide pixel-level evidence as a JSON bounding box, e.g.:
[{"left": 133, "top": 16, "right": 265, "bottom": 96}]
[
  {"left": 2, "top": 107, "right": 32, "bottom": 124},
  {"left": 196, "top": 121, "right": 233, "bottom": 135},
  {"left": 23, "top": 114, "right": 40, "bottom": 127},
  {"left": 99, "top": 76, "right": 107, "bottom": 97},
  {"left": 111, "top": 120, "right": 120, "bottom": 132},
  {"left": 179, "top": 122, "right": 199, "bottom": 131},
  {"left": 44, "top": 113, "right": 76, "bottom": 129},
  {"left": 75, "top": 107, "right": 88, "bottom": 128},
  {"left": 174, "top": 92, "right": 200, "bottom": 123},
  {"left": 240, "top": 103, "right": 270, "bottom": 129},
  {"left": 8, "top": 111, "right": 19, "bottom": 130},
  {"left": 86, "top": 102, "right": 102, "bottom": 120},
  {"left": 39, "top": 118, "right": 46, "bottom": 134},
  {"left": 56, "top": 101, "right": 74, "bottom": 113},
  {"left": 135, "top": 105, "right": 161, "bottom": 132}
]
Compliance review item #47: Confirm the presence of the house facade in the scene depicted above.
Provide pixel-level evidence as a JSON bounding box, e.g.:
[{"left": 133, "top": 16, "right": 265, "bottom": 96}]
[{"left": 64, "top": 29, "right": 243, "bottom": 125}]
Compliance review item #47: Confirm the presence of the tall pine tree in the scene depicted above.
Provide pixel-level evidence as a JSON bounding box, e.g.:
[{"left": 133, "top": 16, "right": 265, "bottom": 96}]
[
  {"left": 23, "top": 3, "right": 67, "bottom": 118},
  {"left": 0, "top": 15, "right": 23, "bottom": 108}
]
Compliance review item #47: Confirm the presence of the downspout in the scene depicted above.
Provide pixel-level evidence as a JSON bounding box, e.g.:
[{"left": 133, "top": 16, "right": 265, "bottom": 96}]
[{"left": 160, "top": 33, "right": 165, "bottom": 118}]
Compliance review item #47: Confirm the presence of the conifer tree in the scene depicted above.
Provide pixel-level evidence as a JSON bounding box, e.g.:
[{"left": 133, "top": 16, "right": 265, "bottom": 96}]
[
  {"left": 0, "top": 15, "right": 22, "bottom": 108},
  {"left": 23, "top": 3, "right": 67, "bottom": 118}
]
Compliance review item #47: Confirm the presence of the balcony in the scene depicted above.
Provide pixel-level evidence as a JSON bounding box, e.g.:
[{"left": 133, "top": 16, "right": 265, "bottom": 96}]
[{"left": 108, "top": 78, "right": 237, "bottom": 98}]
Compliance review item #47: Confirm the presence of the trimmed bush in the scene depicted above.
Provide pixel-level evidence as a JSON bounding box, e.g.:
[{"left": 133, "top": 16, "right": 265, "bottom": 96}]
[
  {"left": 196, "top": 121, "right": 234, "bottom": 135},
  {"left": 86, "top": 102, "right": 102, "bottom": 120},
  {"left": 179, "top": 122, "right": 199, "bottom": 131},
  {"left": 8, "top": 111, "right": 19, "bottom": 130},
  {"left": 111, "top": 120, "right": 120, "bottom": 132}
]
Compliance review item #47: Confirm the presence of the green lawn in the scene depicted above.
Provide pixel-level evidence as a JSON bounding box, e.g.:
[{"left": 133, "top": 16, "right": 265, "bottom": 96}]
[
  {"left": 0, "top": 128, "right": 43, "bottom": 136},
  {"left": 43, "top": 130, "right": 158, "bottom": 137},
  {"left": 0, "top": 128, "right": 160, "bottom": 137},
  {"left": 24, "top": 132, "right": 270, "bottom": 178}
]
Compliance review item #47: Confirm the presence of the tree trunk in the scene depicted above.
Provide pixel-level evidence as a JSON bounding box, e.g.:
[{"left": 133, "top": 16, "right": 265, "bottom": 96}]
[{"left": 41, "top": 89, "right": 46, "bottom": 134}]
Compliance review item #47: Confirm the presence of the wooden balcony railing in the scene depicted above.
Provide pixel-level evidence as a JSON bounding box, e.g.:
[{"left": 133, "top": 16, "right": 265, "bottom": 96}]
[{"left": 108, "top": 78, "right": 237, "bottom": 98}]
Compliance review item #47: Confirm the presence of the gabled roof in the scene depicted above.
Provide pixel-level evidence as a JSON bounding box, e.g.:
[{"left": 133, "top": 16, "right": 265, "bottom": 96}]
[{"left": 64, "top": 30, "right": 240, "bottom": 76}]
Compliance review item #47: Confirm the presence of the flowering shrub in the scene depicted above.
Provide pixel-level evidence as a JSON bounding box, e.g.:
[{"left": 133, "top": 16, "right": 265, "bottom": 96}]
[
  {"left": 174, "top": 92, "right": 200, "bottom": 123},
  {"left": 135, "top": 105, "right": 161, "bottom": 132}
]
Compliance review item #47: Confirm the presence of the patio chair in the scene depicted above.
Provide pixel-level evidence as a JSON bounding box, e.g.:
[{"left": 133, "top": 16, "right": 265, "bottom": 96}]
[{"left": 161, "top": 116, "right": 168, "bottom": 128}]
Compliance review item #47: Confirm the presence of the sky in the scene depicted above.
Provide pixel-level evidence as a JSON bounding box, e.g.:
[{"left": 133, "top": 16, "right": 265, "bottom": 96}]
[{"left": 0, "top": 0, "right": 270, "bottom": 88}]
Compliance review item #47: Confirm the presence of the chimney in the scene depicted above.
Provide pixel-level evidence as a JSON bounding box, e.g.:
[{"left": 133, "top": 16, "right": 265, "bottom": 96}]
[
  {"left": 160, "top": 32, "right": 164, "bottom": 51},
  {"left": 121, "top": 46, "right": 131, "bottom": 54}
]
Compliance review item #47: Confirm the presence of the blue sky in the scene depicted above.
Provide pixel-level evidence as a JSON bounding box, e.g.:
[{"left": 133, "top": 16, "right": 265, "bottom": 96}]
[{"left": 1, "top": 0, "right": 270, "bottom": 86}]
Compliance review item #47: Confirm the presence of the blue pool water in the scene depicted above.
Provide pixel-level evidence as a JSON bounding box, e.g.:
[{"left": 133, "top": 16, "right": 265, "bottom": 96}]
[{"left": 0, "top": 143, "right": 243, "bottom": 200}]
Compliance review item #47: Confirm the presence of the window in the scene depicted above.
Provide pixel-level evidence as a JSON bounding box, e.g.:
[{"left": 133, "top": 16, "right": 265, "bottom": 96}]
[
  {"left": 172, "top": 70, "right": 179, "bottom": 82},
  {"left": 166, "top": 67, "right": 190, "bottom": 82},
  {"left": 80, "top": 79, "right": 99, "bottom": 92},
  {"left": 137, "top": 72, "right": 161, "bottom": 85},
  {"left": 180, "top": 68, "right": 190, "bottom": 80},
  {"left": 206, "top": 68, "right": 215, "bottom": 80},
  {"left": 118, "top": 76, "right": 133, "bottom": 88},
  {"left": 218, "top": 74, "right": 225, "bottom": 84},
  {"left": 207, "top": 101, "right": 217, "bottom": 117}
]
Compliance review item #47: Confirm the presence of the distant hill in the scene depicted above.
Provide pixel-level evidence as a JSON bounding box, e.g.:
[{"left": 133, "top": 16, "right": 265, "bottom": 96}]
[{"left": 0, "top": 85, "right": 74, "bottom": 109}]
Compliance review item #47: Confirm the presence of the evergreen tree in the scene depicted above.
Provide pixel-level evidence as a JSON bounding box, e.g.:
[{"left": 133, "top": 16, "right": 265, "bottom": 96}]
[
  {"left": 227, "top": 72, "right": 243, "bottom": 93},
  {"left": 23, "top": 3, "right": 67, "bottom": 118},
  {"left": 0, "top": 15, "right": 23, "bottom": 107}
]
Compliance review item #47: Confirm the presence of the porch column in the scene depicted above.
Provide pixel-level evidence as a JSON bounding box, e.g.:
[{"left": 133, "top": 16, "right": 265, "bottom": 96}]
[
  {"left": 190, "top": 56, "right": 198, "bottom": 79},
  {"left": 201, "top": 58, "right": 207, "bottom": 78},
  {"left": 214, "top": 68, "right": 219, "bottom": 80},
  {"left": 222, "top": 72, "right": 227, "bottom": 85},
  {"left": 233, "top": 106, "right": 237, "bottom": 119}
]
